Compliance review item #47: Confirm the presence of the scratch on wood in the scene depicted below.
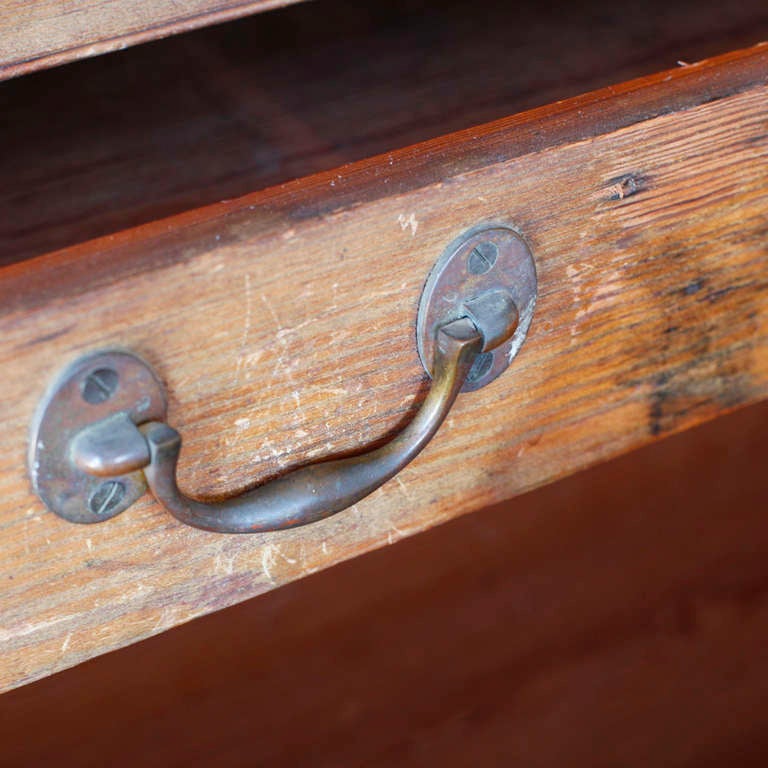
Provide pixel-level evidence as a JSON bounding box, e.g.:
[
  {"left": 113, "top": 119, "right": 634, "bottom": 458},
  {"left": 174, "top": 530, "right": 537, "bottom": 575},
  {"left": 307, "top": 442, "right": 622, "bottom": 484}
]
[
  {"left": 0, "top": 614, "right": 77, "bottom": 645},
  {"left": 60, "top": 632, "right": 72, "bottom": 653},
  {"left": 213, "top": 548, "right": 237, "bottom": 576},
  {"left": 397, "top": 212, "right": 419, "bottom": 236},
  {"left": 566, "top": 262, "right": 603, "bottom": 342},
  {"left": 261, "top": 546, "right": 276, "bottom": 581},
  {"left": 387, "top": 520, "right": 407, "bottom": 545},
  {"left": 395, "top": 476, "right": 413, "bottom": 501},
  {"left": 260, "top": 291, "right": 282, "bottom": 330},
  {"left": 153, "top": 607, "right": 181, "bottom": 633},
  {"left": 275, "top": 317, "right": 313, "bottom": 339},
  {"left": 262, "top": 292, "right": 313, "bottom": 432},
  {"left": 235, "top": 273, "right": 253, "bottom": 384},
  {"left": 261, "top": 543, "right": 298, "bottom": 582}
]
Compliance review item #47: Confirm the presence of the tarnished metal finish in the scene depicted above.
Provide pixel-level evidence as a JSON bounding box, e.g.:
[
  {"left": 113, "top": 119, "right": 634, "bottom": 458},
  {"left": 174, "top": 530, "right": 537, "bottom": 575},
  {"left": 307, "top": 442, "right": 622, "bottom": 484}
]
[
  {"left": 28, "top": 350, "right": 166, "bottom": 523},
  {"left": 140, "top": 317, "right": 483, "bottom": 532},
  {"left": 416, "top": 224, "right": 537, "bottom": 391},
  {"left": 461, "top": 289, "right": 519, "bottom": 352},
  {"left": 71, "top": 411, "right": 152, "bottom": 476}
]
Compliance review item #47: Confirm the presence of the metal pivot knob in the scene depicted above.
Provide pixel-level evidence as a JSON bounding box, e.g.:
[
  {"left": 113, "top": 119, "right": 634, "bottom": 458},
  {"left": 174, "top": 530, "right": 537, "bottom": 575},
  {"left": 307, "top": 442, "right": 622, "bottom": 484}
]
[{"left": 29, "top": 225, "right": 537, "bottom": 532}]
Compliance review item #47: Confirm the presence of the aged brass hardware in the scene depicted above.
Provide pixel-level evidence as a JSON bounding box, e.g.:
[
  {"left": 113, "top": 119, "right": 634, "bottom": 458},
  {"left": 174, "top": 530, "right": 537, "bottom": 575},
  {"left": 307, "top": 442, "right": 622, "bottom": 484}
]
[
  {"left": 29, "top": 225, "right": 536, "bottom": 532},
  {"left": 29, "top": 350, "right": 167, "bottom": 523},
  {"left": 417, "top": 224, "right": 537, "bottom": 390}
]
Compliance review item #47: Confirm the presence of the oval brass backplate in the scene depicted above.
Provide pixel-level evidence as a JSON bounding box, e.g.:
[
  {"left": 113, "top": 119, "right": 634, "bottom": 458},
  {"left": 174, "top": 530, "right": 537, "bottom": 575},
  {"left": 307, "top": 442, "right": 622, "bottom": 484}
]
[
  {"left": 29, "top": 350, "right": 167, "bottom": 523},
  {"left": 416, "top": 224, "right": 537, "bottom": 391}
]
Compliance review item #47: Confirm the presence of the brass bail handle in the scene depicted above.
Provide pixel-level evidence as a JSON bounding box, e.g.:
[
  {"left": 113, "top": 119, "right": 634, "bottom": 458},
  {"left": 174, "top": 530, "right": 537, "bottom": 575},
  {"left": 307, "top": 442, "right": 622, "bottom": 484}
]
[
  {"left": 73, "top": 314, "right": 507, "bottom": 533},
  {"left": 29, "top": 225, "right": 537, "bottom": 531},
  {"left": 144, "top": 317, "right": 486, "bottom": 531}
]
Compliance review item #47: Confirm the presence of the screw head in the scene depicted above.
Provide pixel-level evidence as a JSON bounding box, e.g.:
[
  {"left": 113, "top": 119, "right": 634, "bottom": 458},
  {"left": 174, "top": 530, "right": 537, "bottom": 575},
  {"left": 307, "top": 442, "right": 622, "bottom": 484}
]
[
  {"left": 466, "top": 352, "right": 494, "bottom": 383},
  {"left": 467, "top": 241, "right": 498, "bottom": 275},
  {"left": 82, "top": 368, "right": 119, "bottom": 404},
  {"left": 89, "top": 480, "right": 126, "bottom": 516}
]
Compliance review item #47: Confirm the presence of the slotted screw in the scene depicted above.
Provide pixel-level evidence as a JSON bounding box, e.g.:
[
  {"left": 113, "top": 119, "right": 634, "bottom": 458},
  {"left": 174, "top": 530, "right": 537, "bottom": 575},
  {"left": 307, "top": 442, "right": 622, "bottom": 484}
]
[
  {"left": 89, "top": 481, "right": 126, "bottom": 516},
  {"left": 82, "top": 368, "right": 119, "bottom": 404},
  {"left": 467, "top": 241, "right": 498, "bottom": 275}
]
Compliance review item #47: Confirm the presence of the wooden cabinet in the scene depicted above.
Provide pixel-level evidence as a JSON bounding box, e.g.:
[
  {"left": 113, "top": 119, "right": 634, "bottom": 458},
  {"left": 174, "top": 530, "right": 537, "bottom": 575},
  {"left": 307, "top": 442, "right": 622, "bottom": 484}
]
[{"left": 1, "top": 1, "right": 767, "bottom": 762}]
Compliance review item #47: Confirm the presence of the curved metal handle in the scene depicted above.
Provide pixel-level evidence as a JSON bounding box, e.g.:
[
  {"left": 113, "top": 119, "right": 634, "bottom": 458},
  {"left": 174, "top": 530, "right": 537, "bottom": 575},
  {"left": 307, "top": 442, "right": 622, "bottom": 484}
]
[
  {"left": 32, "top": 225, "right": 536, "bottom": 530},
  {"left": 140, "top": 317, "right": 486, "bottom": 533}
]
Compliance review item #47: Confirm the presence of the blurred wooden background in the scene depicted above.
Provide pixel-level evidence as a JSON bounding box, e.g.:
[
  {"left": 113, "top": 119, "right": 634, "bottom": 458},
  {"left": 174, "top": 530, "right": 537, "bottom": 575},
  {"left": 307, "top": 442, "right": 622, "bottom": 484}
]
[{"left": 2, "top": 400, "right": 766, "bottom": 766}]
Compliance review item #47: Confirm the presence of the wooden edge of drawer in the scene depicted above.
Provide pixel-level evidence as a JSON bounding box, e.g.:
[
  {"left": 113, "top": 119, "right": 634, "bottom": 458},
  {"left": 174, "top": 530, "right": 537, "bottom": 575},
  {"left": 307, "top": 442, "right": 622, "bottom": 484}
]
[
  {"left": 0, "top": 43, "right": 766, "bottom": 691},
  {"left": 0, "top": 0, "right": 306, "bottom": 81}
]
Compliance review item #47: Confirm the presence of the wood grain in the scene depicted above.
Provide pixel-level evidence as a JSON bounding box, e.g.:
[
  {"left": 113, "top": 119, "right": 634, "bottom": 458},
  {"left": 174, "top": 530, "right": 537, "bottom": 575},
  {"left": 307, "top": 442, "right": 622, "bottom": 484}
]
[
  {"left": 0, "top": 47, "right": 766, "bottom": 691},
  {"left": 0, "top": 0, "right": 306, "bottom": 80},
  {"left": 3, "top": 0, "right": 768, "bottom": 265},
  {"left": 1, "top": 401, "right": 767, "bottom": 766}
]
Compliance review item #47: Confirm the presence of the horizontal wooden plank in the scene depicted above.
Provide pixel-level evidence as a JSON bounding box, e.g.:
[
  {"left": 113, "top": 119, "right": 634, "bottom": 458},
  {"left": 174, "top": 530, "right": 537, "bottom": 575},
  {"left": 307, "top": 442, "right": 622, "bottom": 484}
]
[
  {"left": 3, "top": 0, "right": 768, "bottom": 265},
  {"left": 0, "top": 47, "right": 767, "bottom": 690},
  {"left": 0, "top": 0, "right": 305, "bottom": 80}
]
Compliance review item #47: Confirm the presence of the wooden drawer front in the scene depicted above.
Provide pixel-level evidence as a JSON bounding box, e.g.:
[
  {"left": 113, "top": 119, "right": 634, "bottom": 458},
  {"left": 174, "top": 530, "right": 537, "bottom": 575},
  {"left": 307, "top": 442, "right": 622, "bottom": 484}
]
[{"left": 0, "top": 45, "right": 766, "bottom": 691}]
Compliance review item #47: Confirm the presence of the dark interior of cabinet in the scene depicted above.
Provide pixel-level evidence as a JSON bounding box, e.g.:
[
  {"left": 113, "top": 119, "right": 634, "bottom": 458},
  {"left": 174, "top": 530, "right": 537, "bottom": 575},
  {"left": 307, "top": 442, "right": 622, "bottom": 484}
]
[
  {"left": 2, "top": 0, "right": 768, "bottom": 266},
  {"left": 1, "top": 400, "right": 767, "bottom": 767}
]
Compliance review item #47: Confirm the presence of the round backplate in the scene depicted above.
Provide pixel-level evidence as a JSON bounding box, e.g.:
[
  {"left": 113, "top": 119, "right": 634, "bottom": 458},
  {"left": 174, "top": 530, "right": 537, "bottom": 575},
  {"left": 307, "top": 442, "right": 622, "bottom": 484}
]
[
  {"left": 29, "top": 350, "right": 167, "bottom": 523},
  {"left": 417, "top": 224, "right": 537, "bottom": 391}
]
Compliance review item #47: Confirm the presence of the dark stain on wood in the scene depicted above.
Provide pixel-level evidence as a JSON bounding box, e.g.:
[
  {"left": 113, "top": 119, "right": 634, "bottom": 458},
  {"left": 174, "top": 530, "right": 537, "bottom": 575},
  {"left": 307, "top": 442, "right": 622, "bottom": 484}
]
[
  {"left": 649, "top": 371, "right": 673, "bottom": 436},
  {"left": 682, "top": 278, "right": 705, "bottom": 296},
  {"left": 17, "top": 325, "right": 74, "bottom": 349},
  {"left": 648, "top": 342, "right": 755, "bottom": 437}
]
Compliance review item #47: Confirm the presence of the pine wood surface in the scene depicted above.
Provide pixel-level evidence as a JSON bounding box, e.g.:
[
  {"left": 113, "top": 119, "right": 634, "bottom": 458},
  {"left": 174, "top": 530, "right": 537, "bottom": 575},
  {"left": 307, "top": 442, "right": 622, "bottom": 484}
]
[
  {"left": 0, "top": 47, "right": 766, "bottom": 691},
  {"left": 0, "top": 0, "right": 305, "bottom": 80},
  {"left": 2, "top": 401, "right": 767, "bottom": 766},
  {"left": 3, "top": 0, "right": 768, "bottom": 266}
]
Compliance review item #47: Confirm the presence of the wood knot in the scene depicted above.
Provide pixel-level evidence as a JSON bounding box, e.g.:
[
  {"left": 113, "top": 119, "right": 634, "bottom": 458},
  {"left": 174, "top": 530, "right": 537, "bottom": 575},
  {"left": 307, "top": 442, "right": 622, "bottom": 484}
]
[{"left": 605, "top": 173, "right": 650, "bottom": 201}]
